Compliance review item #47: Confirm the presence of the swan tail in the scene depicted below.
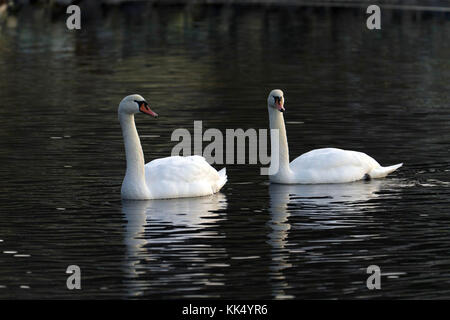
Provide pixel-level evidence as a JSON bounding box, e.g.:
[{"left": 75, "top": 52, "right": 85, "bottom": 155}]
[
  {"left": 370, "top": 163, "right": 403, "bottom": 179},
  {"left": 215, "top": 168, "right": 227, "bottom": 192}
]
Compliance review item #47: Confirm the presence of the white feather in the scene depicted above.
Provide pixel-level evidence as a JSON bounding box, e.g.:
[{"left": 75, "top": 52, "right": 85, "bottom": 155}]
[{"left": 145, "top": 156, "right": 227, "bottom": 199}]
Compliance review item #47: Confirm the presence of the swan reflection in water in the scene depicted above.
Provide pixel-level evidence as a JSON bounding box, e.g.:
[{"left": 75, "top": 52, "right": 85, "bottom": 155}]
[
  {"left": 122, "top": 193, "right": 227, "bottom": 297},
  {"left": 268, "top": 179, "right": 397, "bottom": 299}
]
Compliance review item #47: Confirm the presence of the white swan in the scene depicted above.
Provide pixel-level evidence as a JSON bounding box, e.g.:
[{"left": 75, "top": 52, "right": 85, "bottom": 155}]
[
  {"left": 119, "top": 94, "right": 227, "bottom": 199},
  {"left": 267, "top": 89, "right": 403, "bottom": 184}
]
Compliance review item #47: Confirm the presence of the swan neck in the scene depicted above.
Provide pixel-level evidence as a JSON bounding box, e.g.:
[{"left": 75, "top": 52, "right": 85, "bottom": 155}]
[
  {"left": 119, "top": 112, "right": 147, "bottom": 189},
  {"left": 269, "top": 107, "right": 290, "bottom": 174}
]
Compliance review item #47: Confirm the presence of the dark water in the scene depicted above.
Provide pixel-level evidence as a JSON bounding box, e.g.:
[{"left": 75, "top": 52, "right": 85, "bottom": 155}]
[{"left": 0, "top": 4, "right": 449, "bottom": 299}]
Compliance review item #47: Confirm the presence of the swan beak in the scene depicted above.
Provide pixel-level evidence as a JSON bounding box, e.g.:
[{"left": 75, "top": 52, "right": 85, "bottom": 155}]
[
  {"left": 139, "top": 103, "right": 158, "bottom": 118},
  {"left": 276, "top": 103, "right": 285, "bottom": 113}
]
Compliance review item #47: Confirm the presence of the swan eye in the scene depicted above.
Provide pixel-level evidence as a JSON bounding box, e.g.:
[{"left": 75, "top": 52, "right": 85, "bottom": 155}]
[{"left": 134, "top": 100, "right": 147, "bottom": 107}]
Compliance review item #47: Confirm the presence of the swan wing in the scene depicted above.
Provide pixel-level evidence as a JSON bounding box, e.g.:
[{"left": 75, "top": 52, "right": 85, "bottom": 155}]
[
  {"left": 289, "top": 148, "right": 380, "bottom": 183},
  {"left": 145, "top": 155, "right": 227, "bottom": 199}
]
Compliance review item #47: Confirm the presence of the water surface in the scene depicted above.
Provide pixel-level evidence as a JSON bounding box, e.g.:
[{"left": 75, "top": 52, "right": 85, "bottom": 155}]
[{"left": 0, "top": 5, "right": 449, "bottom": 299}]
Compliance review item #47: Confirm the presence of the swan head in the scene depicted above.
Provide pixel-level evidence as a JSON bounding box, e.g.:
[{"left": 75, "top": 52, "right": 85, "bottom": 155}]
[
  {"left": 119, "top": 94, "right": 158, "bottom": 118},
  {"left": 267, "top": 89, "right": 285, "bottom": 113}
]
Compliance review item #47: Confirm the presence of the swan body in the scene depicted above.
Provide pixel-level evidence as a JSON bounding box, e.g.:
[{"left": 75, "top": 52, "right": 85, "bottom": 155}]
[
  {"left": 144, "top": 156, "right": 227, "bottom": 199},
  {"left": 119, "top": 94, "right": 227, "bottom": 200},
  {"left": 267, "top": 89, "right": 403, "bottom": 184}
]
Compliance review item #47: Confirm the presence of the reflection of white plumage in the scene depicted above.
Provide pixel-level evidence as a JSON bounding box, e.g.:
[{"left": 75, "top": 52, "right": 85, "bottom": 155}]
[
  {"left": 123, "top": 194, "right": 227, "bottom": 261},
  {"left": 118, "top": 94, "right": 227, "bottom": 200},
  {"left": 269, "top": 180, "right": 385, "bottom": 208},
  {"left": 122, "top": 193, "right": 227, "bottom": 246},
  {"left": 267, "top": 180, "right": 387, "bottom": 299},
  {"left": 122, "top": 194, "right": 227, "bottom": 297},
  {"left": 130, "top": 193, "right": 227, "bottom": 227},
  {"left": 267, "top": 89, "right": 403, "bottom": 184}
]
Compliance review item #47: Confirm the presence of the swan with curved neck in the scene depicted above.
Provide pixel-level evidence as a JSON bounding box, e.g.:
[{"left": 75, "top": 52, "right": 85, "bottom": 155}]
[
  {"left": 119, "top": 94, "right": 227, "bottom": 199},
  {"left": 267, "top": 89, "right": 403, "bottom": 184}
]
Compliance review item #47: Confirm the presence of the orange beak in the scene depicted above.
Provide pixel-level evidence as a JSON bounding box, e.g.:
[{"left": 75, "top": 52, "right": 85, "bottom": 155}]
[
  {"left": 276, "top": 102, "right": 285, "bottom": 113},
  {"left": 139, "top": 103, "right": 158, "bottom": 118}
]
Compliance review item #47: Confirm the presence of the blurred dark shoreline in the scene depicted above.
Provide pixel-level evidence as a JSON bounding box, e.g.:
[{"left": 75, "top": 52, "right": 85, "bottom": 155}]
[
  {"left": 1, "top": 0, "right": 450, "bottom": 12},
  {"left": 1, "top": 0, "right": 449, "bottom": 26}
]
